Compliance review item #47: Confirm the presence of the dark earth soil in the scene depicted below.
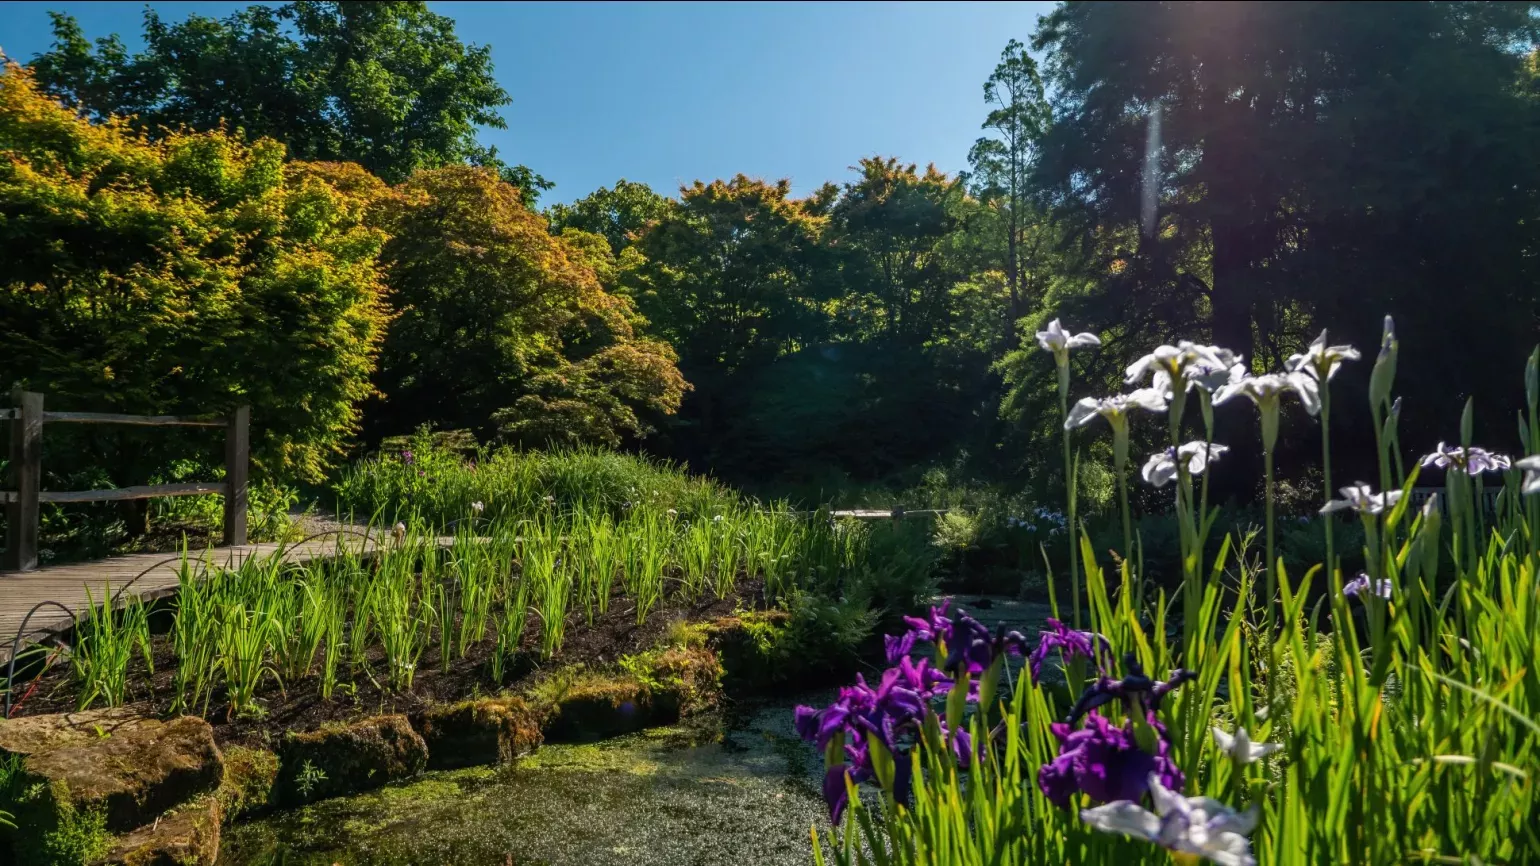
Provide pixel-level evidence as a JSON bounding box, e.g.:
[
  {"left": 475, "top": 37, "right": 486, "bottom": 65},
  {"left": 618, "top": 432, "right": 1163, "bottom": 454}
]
[{"left": 7, "top": 579, "right": 771, "bottom": 750}]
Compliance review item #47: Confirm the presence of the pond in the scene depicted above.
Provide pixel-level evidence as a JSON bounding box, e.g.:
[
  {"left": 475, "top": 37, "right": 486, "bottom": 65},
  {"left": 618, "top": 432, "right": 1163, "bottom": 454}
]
[
  {"left": 218, "top": 698, "right": 834, "bottom": 866},
  {"left": 216, "top": 596, "right": 1052, "bottom": 866}
]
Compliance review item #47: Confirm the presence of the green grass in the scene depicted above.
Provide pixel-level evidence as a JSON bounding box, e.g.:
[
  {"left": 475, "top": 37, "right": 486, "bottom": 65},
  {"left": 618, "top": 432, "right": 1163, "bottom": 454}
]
[
  {"left": 36, "top": 443, "right": 938, "bottom": 721},
  {"left": 812, "top": 336, "right": 1540, "bottom": 866}
]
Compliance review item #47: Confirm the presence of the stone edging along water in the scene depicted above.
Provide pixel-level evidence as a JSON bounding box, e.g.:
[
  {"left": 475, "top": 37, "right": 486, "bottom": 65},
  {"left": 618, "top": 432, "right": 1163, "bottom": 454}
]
[{"left": 0, "top": 612, "right": 785, "bottom": 866}]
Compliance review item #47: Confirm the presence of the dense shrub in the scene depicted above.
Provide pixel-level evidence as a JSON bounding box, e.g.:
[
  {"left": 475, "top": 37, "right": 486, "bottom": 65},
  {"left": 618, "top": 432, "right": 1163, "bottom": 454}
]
[{"left": 0, "top": 64, "right": 391, "bottom": 487}]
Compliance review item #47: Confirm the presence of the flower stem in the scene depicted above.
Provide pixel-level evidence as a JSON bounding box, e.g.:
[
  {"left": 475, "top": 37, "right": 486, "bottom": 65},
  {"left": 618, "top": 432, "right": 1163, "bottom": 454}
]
[
  {"left": 1060, "top": 382, "right": 1081, "bottom": 631},
  {"left": 1320, "top": 389, "right": 1336, "bottom": 584},
  {"left": 1118, "top": 455, "right": 1133, "bottom": 584},
  {"left": 1263, "top": 443, "right": 1277, "bottom": 708}
]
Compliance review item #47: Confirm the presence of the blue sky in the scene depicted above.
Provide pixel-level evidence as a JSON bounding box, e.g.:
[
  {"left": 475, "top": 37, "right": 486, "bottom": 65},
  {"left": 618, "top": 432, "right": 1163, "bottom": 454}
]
[{"left": 0, "top": 1, "right": 1056, "bottom": 204}]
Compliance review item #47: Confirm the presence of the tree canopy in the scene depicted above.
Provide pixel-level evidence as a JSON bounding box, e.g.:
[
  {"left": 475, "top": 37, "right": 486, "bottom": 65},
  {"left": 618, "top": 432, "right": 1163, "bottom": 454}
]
[
  {"left": 5, "top": 0, "right": 1540, "bottom": 510},
  {"left": 25, "top": 1, "right": 549, "bottom": 203},
  {"left": 0, "top": 62, "right": 391, "bottom": 484},
  {"left": 371, "top": 166, "right": 688, "bottom": 448}
]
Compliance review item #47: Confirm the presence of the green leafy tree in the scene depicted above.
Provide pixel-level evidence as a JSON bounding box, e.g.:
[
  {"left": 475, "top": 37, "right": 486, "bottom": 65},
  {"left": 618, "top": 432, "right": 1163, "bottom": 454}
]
[
  {"left": 967, "top": 39, "right": 1051, "bottom": 328},
  {"left": 370, "top": 166, "right": 687, "bottom": 447},
  {"left": 626, "top": 176, "right": 834, "bottom": 452},
  {"left": 547, "top": 179, "right": 674, "bottom": 255},
  {"left": 826, "top": 157, "right": 962, "bottom": 344},
  {"left": 25, "top": 1, "right": 549, "bottom": 202},
  {"left": 1032, "top": 1, "right": 1540, "bottom": 488},
  {"left": 0, "top": 63, "right": 391, "bottom": 489}
]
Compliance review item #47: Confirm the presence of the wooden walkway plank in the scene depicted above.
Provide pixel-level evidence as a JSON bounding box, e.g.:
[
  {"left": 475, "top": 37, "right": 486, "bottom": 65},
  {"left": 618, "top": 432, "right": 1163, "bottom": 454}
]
[{"left": 0, "top": 533, "right": 399, "bottom": 665}]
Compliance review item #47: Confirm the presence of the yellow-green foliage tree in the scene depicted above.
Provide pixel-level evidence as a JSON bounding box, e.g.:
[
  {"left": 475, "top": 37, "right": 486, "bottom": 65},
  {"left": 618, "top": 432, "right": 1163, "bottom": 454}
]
[
  {"left": 0, "top": 63, "right": 391, "bottom": 486},
  {"left": 369, "top": 166, "right": 687, "bottom": 447}
]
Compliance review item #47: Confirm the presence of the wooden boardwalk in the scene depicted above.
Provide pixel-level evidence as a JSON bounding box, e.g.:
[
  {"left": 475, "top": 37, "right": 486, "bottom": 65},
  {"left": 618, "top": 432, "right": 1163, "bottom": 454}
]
[{"left": 0, "top": 531, "right": 390, "bottom": 664}]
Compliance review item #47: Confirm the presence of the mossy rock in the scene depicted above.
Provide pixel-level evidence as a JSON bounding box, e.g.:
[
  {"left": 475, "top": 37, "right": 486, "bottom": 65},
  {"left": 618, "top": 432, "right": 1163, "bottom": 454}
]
[
  {"left": 633, "top": 645, "right": 722, "bottom": 718},
  {"left": 539, "top": 675, "right": 661, "bottom": 743},
  {"left": 0, "top": 711, "right": 223, "bottom": 836},
  {"left": 91, "top": 795, "right": 222, "bottom": 866},
  {"left": 214, "top": 746, "right": 278, "bottom": 821},
  {"left": 0, "top": 709, "right": 152, "bottom": 758},
  {"left": 702, "top": 611, "right": 792, "bottom": 692},
  {"left": 411, "top": 697, "right": 542, "bottom": 771},
  {"left": 275, "top": 716, "right": 427, "bottom": 805}
]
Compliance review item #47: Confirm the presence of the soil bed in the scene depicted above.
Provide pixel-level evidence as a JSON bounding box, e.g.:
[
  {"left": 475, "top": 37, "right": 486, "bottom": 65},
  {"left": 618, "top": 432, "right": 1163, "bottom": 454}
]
[{"left": 8, "top": 579, "right": 769, "bottom": 750}]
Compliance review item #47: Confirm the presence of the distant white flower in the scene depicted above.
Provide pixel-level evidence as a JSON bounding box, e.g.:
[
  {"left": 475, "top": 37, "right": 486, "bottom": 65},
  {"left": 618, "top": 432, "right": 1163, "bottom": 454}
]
[
  {"left": 1211, "top": 726, "right": 1281, "bottom": 765},
  {"left": 1126, "top": 342, "right": 1232, "bottom": 390},
  {"left": 392, "top": 522, "right": 406, "bottom": 542},
  {"left": 1182, "top": 352, "right": 1246, "bottom": 395},
  {"left": 471, "top": 501, "right": 485, "bottom": 514},
  {"left": 1320, "top": 483, "right": 1402, "bottom": 516},
  {"left": 1420, "top": 443, "right": 1511, "bottom": 476},
  {"left": 1286, "top": 330, "right": 1361, "bottom": 383},
  {"left": 543, "top": 494, "right": 556, "bottom": 505},
  {"left": 1141, "top": 442, "right": 1229, "bottom": 488},
  {"left": 1213, "top": 370, "right": 1321, "bottom": 417},
  {"left": 712, "top": 514, "right": 724, "bottom": 523},
  {"left": 1343, "top": 573, "right": 1393, "bottom": 600},
  {"left": 1064, "top": 389, "right": 1170, "bottom": 432},
  {"left": 1517, "top": 456, "right": 1540, "bottom": 495},
  {"left": 666, "top": 508, "right": 679, "bottom": 517},
  {"left": 1080, "top": 773, "right": 1257, "bottom": 866},
  {"left": 1036, "top": 319, "right": 1101, "bottom": 367}
]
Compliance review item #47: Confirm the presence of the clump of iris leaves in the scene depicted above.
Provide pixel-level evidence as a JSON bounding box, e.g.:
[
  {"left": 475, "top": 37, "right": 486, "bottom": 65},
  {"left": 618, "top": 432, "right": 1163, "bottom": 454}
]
[{"left": 798, "top": 318, "right": 1540, "bottom": 866}]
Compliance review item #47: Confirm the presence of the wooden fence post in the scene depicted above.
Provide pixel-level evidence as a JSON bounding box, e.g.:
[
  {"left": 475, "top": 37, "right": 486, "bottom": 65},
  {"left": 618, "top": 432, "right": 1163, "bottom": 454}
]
[
  {"left": 223, "top": 405, "right": 250, "bottom": 547},
  {"left": 4, "top": 390, "right": 43, "bottom": 572}
]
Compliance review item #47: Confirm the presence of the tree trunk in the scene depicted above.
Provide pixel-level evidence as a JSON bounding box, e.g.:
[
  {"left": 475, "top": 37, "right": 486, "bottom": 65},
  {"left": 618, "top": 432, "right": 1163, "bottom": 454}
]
[{"left": 1210, "top": 218, "right": 1259, "bottom": 501}]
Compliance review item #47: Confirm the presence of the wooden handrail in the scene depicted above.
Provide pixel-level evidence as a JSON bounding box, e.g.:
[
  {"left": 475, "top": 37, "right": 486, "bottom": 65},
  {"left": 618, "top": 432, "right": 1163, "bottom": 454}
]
[
  {"left": 3, "top": 390, "right": 250, "bottom": 572},
  {"left": 42, "top": 411, "right": 226, "bottom": 427},
  {"left": 0, "top": 482, "right": 229, "bottom": 505}
]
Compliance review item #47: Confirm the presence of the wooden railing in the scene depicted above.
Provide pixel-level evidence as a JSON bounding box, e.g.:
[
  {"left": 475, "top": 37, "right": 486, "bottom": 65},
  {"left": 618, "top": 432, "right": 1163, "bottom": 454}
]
[{"left": 1, "top": 389, "right": 249, "bottom": 573}]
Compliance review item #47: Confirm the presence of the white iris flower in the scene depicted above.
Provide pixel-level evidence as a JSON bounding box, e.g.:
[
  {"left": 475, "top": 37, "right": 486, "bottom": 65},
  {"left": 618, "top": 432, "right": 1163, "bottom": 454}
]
[
  {"left": 1319, "top": 483, "right": 1402, "bottom": 516},
  {"left": 1080, "top": 773, "right": 1257, "bottom": 866},
  {"left": 1212, "top": 371, "right": 1321, "bottom": 418},
  {"left": 1211, "top": 726, "right": 1281, "bottom": 765},
  {"left": 1036, "top": 319, "right": 1101, "bottom": 367},
  {"left": 1142, "top": 442, "right": 1229, "bottom": 488},
  {"left": 1515, "top": 456, "right": 1540, "bottom": 495},
  {"left": 1286, "top": 329, "right": 1361, "bottom": 383},
  {"left": 1420, "top": 443, "right": 1512, "bottom": 476},
  {"left": 1126, "top": 342, "right": 1231, "bottom": 390}
]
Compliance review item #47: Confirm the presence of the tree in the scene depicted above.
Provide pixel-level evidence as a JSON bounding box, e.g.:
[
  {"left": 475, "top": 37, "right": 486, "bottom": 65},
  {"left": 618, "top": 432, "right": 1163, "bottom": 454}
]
[
  {"left": 1032, "top": 1, "right": 1540, "bottom": 487},
  {"left": 369, "top": 166, "right": 687, "bottom": 447},
  {"left": 967, "top": 39, "right": 1051, "bottom": 329},
  {"left": 26, "top": 2, "right": 550, "bottom": 203},
  {"left": 547, "top": 179, "right": 674, "bottom": 256},
  {"left": 0, "top": 63, "right": 392, "bottom": 489},
  {"left": 629, "top": 175, "right": 833, "bottom": 377},
  {"left": 826, "top": 157, "right": 962, "bottom": 344}
]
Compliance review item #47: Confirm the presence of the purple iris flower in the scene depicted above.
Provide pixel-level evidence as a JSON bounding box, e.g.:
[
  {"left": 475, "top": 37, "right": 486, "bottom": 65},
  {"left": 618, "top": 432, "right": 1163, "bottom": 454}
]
[
  {"left": 822, "top": 765, "right": 853, "bottom": 823},
  {"left": 939, "top": 615, "right": 1028, "bottom": 677},
  {"left": 793, "top": 653, "right": 956, "bottom": 822},
  {"left": 901, "top": 599, "right": 952, "bottom": 644},
  {"left": 1037, "top": 711, "right": 1185, "bottom": 807},
  {"left": 1066, "top": 654, "right": 1195, "bottom": 725},
  {"left": 1028, "top": 618, "right": 1112, "bottom": 682},
  {"left": 401, "top": 450, "right": 414, "bottom": 465},
  {"left": 1343, "top": 573, "right": 1393, "bottom": 599},
  {"left": 884, "top": 631, "right": 916, "bottom": 663}
]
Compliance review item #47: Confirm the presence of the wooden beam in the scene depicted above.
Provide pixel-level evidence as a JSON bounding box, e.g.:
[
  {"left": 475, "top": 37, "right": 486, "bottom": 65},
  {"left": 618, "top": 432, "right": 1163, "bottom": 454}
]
[
  {"left": 0, "top": 409, "right": 14, "bottom": 421},
  {"left": 4, "top": 390, "right": 43, "bottom": 572},
  {"left": 224, "top": 406, "right": 250, "bottom": 546},
  {"left": 37, "top": 482, "right": 227, "bottom": 504},
  {"left": 41, "top": 411, "right": 225, "bottom": 427}
]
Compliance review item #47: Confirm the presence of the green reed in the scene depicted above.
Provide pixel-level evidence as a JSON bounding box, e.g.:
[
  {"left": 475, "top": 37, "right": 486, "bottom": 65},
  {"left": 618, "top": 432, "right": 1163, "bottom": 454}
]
[{"left": 71, "top": 584, "right": 153, "bottom": 710}]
